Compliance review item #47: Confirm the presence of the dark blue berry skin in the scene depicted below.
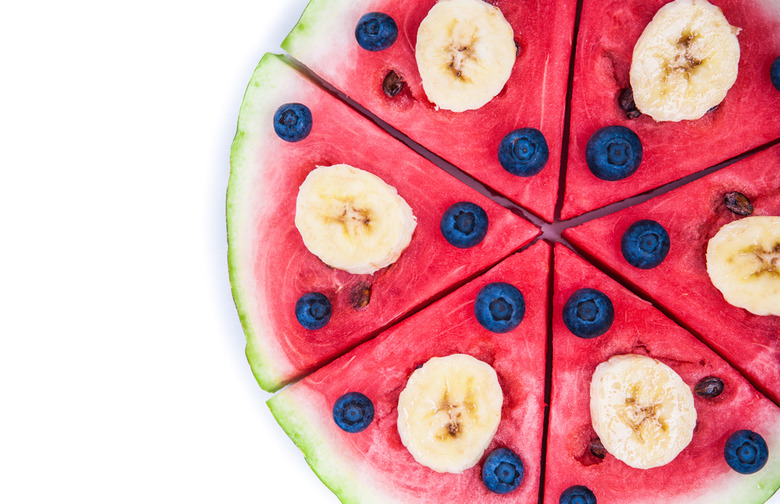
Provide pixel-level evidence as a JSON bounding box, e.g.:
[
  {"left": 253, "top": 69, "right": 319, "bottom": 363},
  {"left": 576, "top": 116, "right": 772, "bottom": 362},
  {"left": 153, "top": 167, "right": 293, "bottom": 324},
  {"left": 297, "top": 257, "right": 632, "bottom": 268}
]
[
  {"left": 475, "top": 282, "right": 526, "bottom": 333},
  {"left": 771, "top": 56, "right": 780, "bottom": 92},
  {"left": 273, "top": 103, "right": 313, "bottom": 142},
  {"left": 621, "top": 220, "right": 670, "bottom": 269},
  {"left": 559, "top": 485, "right": 597, "bottom": 504},
  {"left": 332, "top": 392, "right": 374, "bottom": 433},
  {"left": 562, "top": 288, "right": 614, "bottom": 339},
  {"left": 355, "top": 13, "right": 398, "bottom": 51},
  {"left": 724, "top": 430, "right": 769, "bottom": 474},
  {"left": 440, "top": 202, "right": 489, "bottom": 248},
  {"left": 586, "top": 126, "right": 643, "bottom": 181},
  {"left": 482, "top": 448, "right": 524, "bottom": 494},
  {"left": 498, "top": 128, "right": 549, "bottom": 177},
  {"left": 295, "top": 292, "right": 332, "bottom": 330}
]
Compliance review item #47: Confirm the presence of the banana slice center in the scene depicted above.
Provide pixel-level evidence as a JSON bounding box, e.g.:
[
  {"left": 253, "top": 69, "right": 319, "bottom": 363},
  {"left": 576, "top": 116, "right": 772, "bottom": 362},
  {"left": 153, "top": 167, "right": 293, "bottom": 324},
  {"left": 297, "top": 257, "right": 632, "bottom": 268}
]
[{"left": 397, "top": 354, "right": 503, "bottom": 473}]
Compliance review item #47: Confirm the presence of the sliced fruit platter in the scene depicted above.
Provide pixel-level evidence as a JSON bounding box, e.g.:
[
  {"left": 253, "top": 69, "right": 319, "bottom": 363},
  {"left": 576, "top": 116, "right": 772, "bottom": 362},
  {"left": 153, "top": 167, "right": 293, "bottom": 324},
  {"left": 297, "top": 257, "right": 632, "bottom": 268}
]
[{"left": 228, "top": 0, "right": 780, "bottom": 502}]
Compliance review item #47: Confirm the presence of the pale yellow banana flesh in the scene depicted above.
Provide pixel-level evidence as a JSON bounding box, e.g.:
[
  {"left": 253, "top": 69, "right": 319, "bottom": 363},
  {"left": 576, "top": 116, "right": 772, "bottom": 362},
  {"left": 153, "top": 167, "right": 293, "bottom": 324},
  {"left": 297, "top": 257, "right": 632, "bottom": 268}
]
[
  {"left": 590, "top": 354, "right": 696, "bottom": 469},
  {"left": 415, "top": 0, "right": 516, "bottom": 112},
  {"left": 630, "top": 0, "right": 740, "bottom": 122},
  {"left": 706, "top": 216, "right": 780, "bottom": 316},
  {"left": 294, "top": 164, "right": 417, "bottom": 275},
  {"left": 397, "top": 354, "right": 503, "bottom": 473}
]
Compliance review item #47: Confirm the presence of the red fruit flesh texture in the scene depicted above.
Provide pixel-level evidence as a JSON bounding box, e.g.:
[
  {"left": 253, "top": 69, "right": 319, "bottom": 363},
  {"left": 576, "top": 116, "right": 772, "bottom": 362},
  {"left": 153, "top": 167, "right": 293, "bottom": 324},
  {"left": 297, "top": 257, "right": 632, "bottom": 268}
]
[
  {"left": 546, "top": 245, "right": 780, "bottom": 504},
  {"left": 230, "top": 55, "right": 540, "bottom": 391},
  {"left": 269, "top": 241, "right": 550, "bottom": 503},
  {"left": 283, "top": 0, "right": 577, "bottom": 222},
  {"left": 563, "top": 144, "right": 780, "bottom": 404},
  {"left": 561, "top": 0, "right": 780, "bottom": 220}
]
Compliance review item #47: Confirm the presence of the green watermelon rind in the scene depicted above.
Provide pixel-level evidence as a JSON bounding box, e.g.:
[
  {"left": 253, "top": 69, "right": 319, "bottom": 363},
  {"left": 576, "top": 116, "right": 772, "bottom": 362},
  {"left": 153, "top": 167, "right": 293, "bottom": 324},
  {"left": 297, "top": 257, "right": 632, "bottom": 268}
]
[
  {"left": 228, "top": 53, "right": 299, "bottom": 392},
  {"left": 281, "top": 0, "right": 360, "bottom": 68},
  {"left": 267, "top": 389, "right": 388, "bottom": 504}
]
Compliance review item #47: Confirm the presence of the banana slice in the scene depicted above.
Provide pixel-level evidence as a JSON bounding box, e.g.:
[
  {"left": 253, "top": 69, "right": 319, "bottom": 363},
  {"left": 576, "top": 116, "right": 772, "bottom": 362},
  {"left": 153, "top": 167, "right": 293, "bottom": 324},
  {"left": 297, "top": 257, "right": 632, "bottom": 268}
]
[
  {"left": 590, "top": 354, "right": 696, "bottom": 469},
  {"left": 630, "top": 0, "right": 740, "bottom": 122},
  {"left": 397, "top": 354, "right": 503, "bottom": 473},
  {"left": 706, "top": 216, "right": 780, "bottom": 316},
  {"left": 294, "top": 164, "right": 416, "bottom": 275},
  {"left": 415, "top": 0, "right": 516, "bottom": 112}
]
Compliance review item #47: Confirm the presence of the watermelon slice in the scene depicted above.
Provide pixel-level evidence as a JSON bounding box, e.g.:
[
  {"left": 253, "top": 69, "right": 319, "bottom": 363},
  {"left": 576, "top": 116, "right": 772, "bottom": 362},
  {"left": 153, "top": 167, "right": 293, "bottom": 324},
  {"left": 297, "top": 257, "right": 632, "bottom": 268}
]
[
  {"left": 560, "top": 0, "right": 780, "bottom": 219},
  {"left": 563, "top": 143, "right": 780, "bottom": 404},
  {"left": 546, "top": 245, "right": 780, "bottom": 504},
  {"left": 267, "top": 241, "right": 550, "bottom": 503},
  {"left": 281, "top": 0, "right": 577, "bottom": 222},
  {"left": 227, "top": 53, "right": 540, "bottom": 392}
]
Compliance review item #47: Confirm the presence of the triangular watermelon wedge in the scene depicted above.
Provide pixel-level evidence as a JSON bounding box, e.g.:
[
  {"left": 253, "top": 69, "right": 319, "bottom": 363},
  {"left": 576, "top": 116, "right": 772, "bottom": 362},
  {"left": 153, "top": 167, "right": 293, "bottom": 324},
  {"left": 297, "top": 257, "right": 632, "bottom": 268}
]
[
  {"left": 545, "top": 245, "right": 780, "bottom": 504},
  {"left": 281, "top": 0, "right": 578, "bottom": 222},
  {"left": 563, "top": 143, "right": 780, "bottom": 404},
  {"left": 561, "top": 0, "right": 780, "bottom": 219},
  {"left": 228, "top": 53, "right": 540, "bottom": 392},
  {"left": 267, "top": 241, "right": 550, "bottom": 503}
]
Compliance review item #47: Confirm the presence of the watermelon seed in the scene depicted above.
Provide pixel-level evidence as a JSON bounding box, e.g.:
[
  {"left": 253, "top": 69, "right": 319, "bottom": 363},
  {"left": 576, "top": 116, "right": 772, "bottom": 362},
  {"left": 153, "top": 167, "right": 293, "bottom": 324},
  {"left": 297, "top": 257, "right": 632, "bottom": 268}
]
[
  {"left": 618, "top": 88, "right": 642, "bottom": 119},
  {"left": 589, "top": 438, "right": 607, "bottom": 459},
  {"left": 382, "top": 70, "right": 405, "bottom": 97},
  {"left": 723, "top": 191, "right": 754, "bottom": 216},
  {"left": 349, "top": 281, "right": 372, "bottom": 310},
  {"left": 695, "top": 376, "right": 724, "bottom": 398}
]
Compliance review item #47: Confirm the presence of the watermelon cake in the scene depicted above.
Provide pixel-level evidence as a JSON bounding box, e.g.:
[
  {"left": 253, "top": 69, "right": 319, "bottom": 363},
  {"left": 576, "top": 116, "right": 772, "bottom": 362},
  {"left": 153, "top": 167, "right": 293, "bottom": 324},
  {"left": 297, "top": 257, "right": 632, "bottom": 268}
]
[
  {"left": 560, "top": 0, "right": 780, "bottom": 219},
  {"left": 281, "top": 0, "right": 577, "bottom": 222},
  {"left": 228, "top": 0, "right": 780, "bottom": 502}
]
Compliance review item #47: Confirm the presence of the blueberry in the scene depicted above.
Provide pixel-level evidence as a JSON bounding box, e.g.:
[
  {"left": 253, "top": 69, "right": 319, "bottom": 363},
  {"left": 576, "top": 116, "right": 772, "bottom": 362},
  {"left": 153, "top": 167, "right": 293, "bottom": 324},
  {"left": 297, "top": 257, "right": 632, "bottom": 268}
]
[
  {"left": 586, "top": 126, "right": 643, "bottom": 181},
  {"left": 771, "top": 56, "right": 780, "bottom": 92},
  {"left": 562, "top": 288, "right": 614, "bottom": 339},
  {"left": 295, "top": 292, "right": 332, "bottom": 330},
  {"left": 724, "top": 430, "right": 769, "bottom": 474},
  {"left": 440, "top": 202, "right": 489, "bottom": 248},
  {"left": 332, "top": 392, "right": 374, "bottom": 433},
  {"left": 560, "top": 485, "right": 597, "bottom": 504},
  {"left": 355, "top": 12, "right": 398, "bottom": 51},
  {"left": 498, "top": 128, "right": 549, "bottom": 177},
  {"left": 273, "top": 103, "right": 313, "bottom": 142},
  {"left": 474, "top": 282, "right": 526, "bottom": 333},
  {"left": 621, "top": 220, "right": 670, "bottom": 269},
  {"left": 482, "top": 448, "right": 524, "bottom": 494}
]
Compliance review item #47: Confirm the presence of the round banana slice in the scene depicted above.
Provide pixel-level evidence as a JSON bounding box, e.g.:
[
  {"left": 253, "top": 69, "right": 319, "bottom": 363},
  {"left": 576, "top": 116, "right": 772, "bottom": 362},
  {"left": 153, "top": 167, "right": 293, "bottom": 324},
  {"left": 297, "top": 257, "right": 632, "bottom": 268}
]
[
  {"left": 590, "top": 354, "right": 696, "bottom": 469},
  {"left": 397, "top": 354, "right": 503, "bottom": 473},
  {"left": 630, "top": 0, "right": 740, "bottom": 122},
  {"left": 415, "top": 0, "right": 516, "bottom": 112},
  {"left": 706, "top": 216, "right": 780, "bottom": 316},
  {"left": 295, "top": 164, "right": 417, "bottom": 275}
]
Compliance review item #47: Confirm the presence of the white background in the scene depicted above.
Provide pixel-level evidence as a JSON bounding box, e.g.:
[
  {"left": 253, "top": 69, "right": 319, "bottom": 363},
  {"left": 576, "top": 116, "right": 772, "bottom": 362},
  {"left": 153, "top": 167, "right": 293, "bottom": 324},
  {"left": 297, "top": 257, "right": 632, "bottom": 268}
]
[{"left": 1, "top": 1, "right": 777, "bottom": 503}]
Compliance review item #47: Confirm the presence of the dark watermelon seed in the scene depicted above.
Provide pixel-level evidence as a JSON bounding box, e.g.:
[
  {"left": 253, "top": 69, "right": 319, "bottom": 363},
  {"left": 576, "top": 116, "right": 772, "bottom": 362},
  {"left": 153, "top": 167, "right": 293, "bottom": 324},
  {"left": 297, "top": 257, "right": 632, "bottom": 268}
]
[
  {"left": 514, "top": 39, "right": 520, "bottom": 57},
  {"left": 695, "top": 376, "right": 724, "bottom": 398},
  {"left": 724, "top": 191, "right": 754, "bottom": 216},
  {"left": 589, "top": 438, "right": 607, "bottom": 459},
  {"left": 383, "top": 70, "right": 405, "bottom": 97},
  {"left": 618, "top": 88, "right": 642, "bottom": 119},
  {"left": 349, "top": 281, "right": 372, "bottom": 310}
]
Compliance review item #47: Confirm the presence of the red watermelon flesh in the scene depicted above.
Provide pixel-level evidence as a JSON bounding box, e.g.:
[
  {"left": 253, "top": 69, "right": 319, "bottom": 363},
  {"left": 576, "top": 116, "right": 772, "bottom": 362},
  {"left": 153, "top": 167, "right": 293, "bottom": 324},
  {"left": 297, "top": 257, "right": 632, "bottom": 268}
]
[
  {"left": 267, "top": 241, "right": 550, "bottom": 503},
  {"left": 281, "top": 0, "right": 577, "bottom": 222},
  {"left": 227, "top": 54, "right": 540, "bottom": 392},
  {"left": 560, "top": 0, "right": 780, "bottom": 220},
  {"left": 563, "top": 143, "right": 780, "bottom": 404},
  {"left": 546, "top": 245, "right": 780, "bottom": 504}
]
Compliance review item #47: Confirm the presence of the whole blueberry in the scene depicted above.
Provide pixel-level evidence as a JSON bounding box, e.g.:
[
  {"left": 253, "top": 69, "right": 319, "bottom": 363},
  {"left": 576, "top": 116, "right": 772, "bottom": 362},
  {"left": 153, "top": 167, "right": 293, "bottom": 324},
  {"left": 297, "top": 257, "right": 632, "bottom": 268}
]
[
  {"left": 560, "top": 485, "right": 597, "bottom": 504},
  {"left": 332, "top": 392, "right": 374, "bottom": 433},
  {"left": 562, "top": 288, "right": 614, "bottom": 339},
  {"left": 474, "top": 282, "right": 526, "bottom": 333},
  {"left": 771, "top": 56, "right": 780, "bottom": 92},
  {"left": 295, "top": 292, "right": 332, "bottom": 330},
  {"left": 586, "top": 126, "right": 643, "bottom": 181},
  {"left": 355, "top": 12, "right": 398, "bottom": 51},
  {"left": 498, "top": 128, "right": 549, "bottom": 177},
  {"left": 273, "top": 103, "right": 313, "bottom": 142},
  {"left": 724, "top": 430, "right": 769, "bottom": 474},
  {"left": 440, "top": 202, "right": 489, "bottom": 248},
  {"left": 621, "top": 220, "right": 670, "bottom": 269},
  {"left": 482, "top": 448, "right": 524, "bottom": 494}
]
